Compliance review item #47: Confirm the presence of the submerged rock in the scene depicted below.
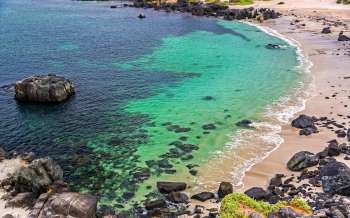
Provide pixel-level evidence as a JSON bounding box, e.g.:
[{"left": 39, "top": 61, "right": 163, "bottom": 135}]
[
  {"left": 265, "top": 44, "right": 281, "bottom": 49},
  {"left": 236, "top": 119, "right": 253, "bottom": 128},
  {"left": 15, "top": 74, "right": 75, "bottom": 103},
  {"left": 156, "top": 181, "right": 187, "bottom": 193}
]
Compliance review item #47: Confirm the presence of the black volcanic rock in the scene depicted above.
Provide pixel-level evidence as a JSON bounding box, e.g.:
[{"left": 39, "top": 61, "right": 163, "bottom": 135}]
[
  {"left": 287, "top": 151, "right": 319, "bottom": 171},
  {"left": 244, "top": 187, "right": 267, "bottom": 201},
  {"left": 320, "top": 161, "right": 350, "bottom": 196},
  {"left": 218, "top": 182, "right": 233, "bottom": 199},
  {"left": 321, "top": 27, "right": 331, "bottom": 34}
]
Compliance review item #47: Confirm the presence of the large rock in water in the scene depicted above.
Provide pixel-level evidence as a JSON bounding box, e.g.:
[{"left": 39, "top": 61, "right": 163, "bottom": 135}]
[
  {"left": 287, "top": 151, "right": 319, "bottom": 171},
  {"left": 15, "top": 74, "right": 75, "bottom": 103},
  {"left": 30, "top": 192, "right": 97, "bottom": 218},
  {"left": 320, "top": 161, "right": 350, "bottom": 196},
  {"left": 218, "top": 182, "right": 233, "bottom": 199}
]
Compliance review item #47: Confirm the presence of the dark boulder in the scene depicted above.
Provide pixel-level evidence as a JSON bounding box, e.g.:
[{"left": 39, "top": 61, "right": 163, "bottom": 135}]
[
  {"left": 15, "top": 74, "right": 75, "bottom": 103},
  {"left": 321, "top": 27, "right": 331, "bottom": 34},
  {"left": 320, "top": 161, "right": 350, "bottom": 196},
  {"left": 156, "top": 181, "right": 187, "bottom": 193},
  {"left": 268, "top": 207, "right": 299, "bottom": 218},
  {"left": 218, "top": 182, "right": 233, "bottom": 199},
  {"left": 287, "top": 151, "right": 319, "bottom": 171},
  {"left": 244, "top": 187, "right": 267, "bottom": 200},
  {"left": 191, "top": 192, "right": 215, "bottom": 202},
  {"left": 347, "top": 129, "right": 350, "bottom": 141},
  {"left": 291, "top": 114, "right": 316, "bottom": 129},
  {"left": 338, "top": 31, "right": 350, "bottom": 41},
  {"left": 327, "top": 140, "right": 341, "bottom": 156}
]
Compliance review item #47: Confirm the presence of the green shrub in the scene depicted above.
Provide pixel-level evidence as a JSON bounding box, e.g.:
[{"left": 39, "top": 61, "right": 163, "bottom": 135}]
[{"left": 229, "top": 0, "right": 254, "bottom": 5}]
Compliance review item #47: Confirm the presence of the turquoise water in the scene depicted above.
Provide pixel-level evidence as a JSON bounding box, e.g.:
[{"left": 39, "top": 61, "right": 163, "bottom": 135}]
[{"left": 0, "top": 0, "right": 300, "bottom": 210}]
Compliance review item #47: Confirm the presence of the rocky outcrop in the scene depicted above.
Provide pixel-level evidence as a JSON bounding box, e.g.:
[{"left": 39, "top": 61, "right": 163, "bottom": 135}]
[
  {"left": 30, "top": 192, "right": 97, "bottom": 218},
  {"left": 15, "top": 74, "right": 75, "bottom": 103},
  {"left": 320, "top": 161, "right": 350, "bottom": 196},
  {"left": 287, "top": 151, "right": 319, "bottom": 171},
  {"left": 244, "top": 187, "right": 268, "bottom": 201},
  {"left": 291, "top": 114, "right": 318, "bottom": 135},
  {"left": 129, "top": 1, "right": 280, "bottom": 22}
]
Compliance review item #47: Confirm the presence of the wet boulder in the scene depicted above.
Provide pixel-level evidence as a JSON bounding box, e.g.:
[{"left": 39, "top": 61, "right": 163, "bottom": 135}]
[
  {"left": 15, "top": 74, "right": 75, "bottom": 103},
  {"left": 320, "top": 161, "right": 350, "bottom": 196},
  {"left": 156, "top": 181, "right": 187, "bottom": 193},
  {"left": 218, "top": 182, "right": 233, "bottom": 199},
  {"left": 287, "top": 151, "right": 319, "bottom": 171}
]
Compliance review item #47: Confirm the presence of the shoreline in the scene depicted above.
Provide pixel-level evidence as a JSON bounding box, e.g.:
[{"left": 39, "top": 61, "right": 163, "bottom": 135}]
[{"left": 242, "top": 4, "right": 350, "bottom": 190}]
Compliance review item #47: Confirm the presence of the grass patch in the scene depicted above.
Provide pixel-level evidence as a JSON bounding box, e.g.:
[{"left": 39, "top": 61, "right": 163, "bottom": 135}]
[
  {"left": 229, "top": 0, "right": 254, "bottom": 5},
  {"left": 220, "top": 193, "right": 312, "bottom": 218}
]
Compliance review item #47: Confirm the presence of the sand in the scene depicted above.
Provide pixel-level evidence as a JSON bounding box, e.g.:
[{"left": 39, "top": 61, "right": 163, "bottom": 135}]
[{"left": 242, "top": 0, "right": 350, "bottom": 191}]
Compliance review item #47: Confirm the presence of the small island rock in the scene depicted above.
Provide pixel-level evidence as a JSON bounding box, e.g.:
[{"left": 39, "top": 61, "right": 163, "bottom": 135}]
[{"left": 15, "top": 74, "right": 75, "bottom": 103}]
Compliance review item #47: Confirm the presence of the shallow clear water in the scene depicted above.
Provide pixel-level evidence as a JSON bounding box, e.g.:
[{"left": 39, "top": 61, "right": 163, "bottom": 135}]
[{"left": 0, "top": 0, "right": 300, "bottom": 210}]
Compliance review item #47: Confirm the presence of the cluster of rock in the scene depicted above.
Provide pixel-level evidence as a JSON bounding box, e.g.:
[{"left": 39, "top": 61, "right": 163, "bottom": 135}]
[
  {"left": 242, "top": 114, "right": 350, "bottom": 217},
  {"left": 0, "top": 148, "right": 99, "bottom": 218},
  {"left": 126, "top": 0, "right": 281, "bottom": 21},
  {"left": 136, "top": 181, "right": 232, "bottom": 217},
  {"left": 15, "top": 74, "right": 75, "bottom": 103}
]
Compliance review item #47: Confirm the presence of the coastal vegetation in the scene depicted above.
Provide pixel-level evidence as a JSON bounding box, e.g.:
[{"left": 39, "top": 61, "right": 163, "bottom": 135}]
[{"left": 220, "top": 193, "right": 311, "bottom": 218}]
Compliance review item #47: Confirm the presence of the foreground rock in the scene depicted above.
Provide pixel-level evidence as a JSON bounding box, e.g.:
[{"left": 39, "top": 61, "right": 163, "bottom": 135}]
[
  {"left": 29, "top": 192, "right": 97, "bottom": 218},
  {"left": 320, "top": 161, "right": 350, "bottom": 196},
  {"left": 287, "top": 151, "right": 319, "bottom": 171},
  {"left": 15, "top": 74, "right": 75, "bottom": 103}
]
